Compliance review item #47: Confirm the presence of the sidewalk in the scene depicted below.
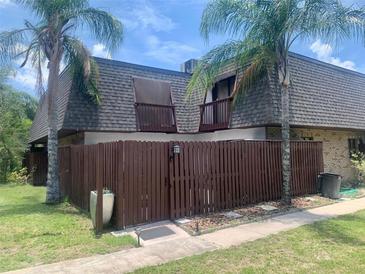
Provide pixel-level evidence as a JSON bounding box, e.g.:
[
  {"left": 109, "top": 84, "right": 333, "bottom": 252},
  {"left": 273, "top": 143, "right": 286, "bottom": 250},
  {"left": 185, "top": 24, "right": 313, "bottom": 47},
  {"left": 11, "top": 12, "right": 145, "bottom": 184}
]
[{"left": 8, "top": 197, "right": 365, "bottom": 274}]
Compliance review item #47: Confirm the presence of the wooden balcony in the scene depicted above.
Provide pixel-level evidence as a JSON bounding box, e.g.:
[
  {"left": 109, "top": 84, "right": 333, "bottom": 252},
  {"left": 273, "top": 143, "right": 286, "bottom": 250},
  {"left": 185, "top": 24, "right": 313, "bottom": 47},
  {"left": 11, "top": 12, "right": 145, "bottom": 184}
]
[
  {"left": 199, "top": 97, "right": 232, "bottom": 132},
  {"left": 135, "top": 103, "right": 177, "bottom": 133}
]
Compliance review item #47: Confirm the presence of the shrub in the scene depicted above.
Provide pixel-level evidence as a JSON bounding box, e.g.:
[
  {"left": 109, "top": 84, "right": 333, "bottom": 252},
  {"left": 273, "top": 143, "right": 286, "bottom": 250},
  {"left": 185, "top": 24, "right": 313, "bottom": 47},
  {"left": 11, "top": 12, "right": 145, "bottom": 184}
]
[
  {"left": 7, "top": 167, "right": 30, "bottom": 185},
  {"left": 350, "top": 152, "right": 365, "bottom": 187}
]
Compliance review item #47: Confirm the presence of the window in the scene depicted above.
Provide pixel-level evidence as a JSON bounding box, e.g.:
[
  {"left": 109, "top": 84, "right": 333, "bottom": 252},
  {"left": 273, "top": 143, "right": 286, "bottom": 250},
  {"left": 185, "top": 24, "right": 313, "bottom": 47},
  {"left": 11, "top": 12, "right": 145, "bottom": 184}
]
[
  {"left": 200, "top": 75, "right": 235, "bottom": 131},
  {"left": 212, "top": 75, "right": 236, "bottom": 101},
  {"left": 348, "top": 138, "right": 365, "bottom": 158},
  {"left": 133, "top": 77, "right": 176, "bottom": 132}
]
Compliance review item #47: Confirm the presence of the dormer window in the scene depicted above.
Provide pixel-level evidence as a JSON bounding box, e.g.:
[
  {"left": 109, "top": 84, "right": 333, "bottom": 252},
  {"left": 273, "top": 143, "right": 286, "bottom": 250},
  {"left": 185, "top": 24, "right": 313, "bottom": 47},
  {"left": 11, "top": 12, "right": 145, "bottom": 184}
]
[
  {"left": 212, "top": 75, "right": 236, "bottom": 101},
  {"left": 133, "top": 77, "right": 177, "bottom": 132},
  {"left": 199, "top": 75, "right": 236, "bottom": 132}
]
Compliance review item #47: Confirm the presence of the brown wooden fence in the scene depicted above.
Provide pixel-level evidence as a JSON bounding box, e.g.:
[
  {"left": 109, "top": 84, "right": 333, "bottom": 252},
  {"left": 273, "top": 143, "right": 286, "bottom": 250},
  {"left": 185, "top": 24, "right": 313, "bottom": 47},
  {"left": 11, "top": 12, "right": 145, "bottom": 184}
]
[
  {"left": 57, "top": 140, "right": 323, "bottom": 230},
  {"left": 169, "top": 140, "right": 323, "bottom": 219},
  {"left": 59, "top": 142, "right": 170, "bottom": 229}
]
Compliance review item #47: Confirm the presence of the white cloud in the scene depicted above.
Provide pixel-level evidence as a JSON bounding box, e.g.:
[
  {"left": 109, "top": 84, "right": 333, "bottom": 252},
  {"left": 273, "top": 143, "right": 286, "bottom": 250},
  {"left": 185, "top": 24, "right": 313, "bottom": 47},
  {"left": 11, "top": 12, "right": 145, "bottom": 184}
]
[
  {"left": 120, "top": 3, "right": 175, "bottom": 32},
  {"left": 11, "top": 58, "right": 48, "bottom": 94},
  {"left": 145, "top": 35, "right": 199, "bottom": 65},
  {"left": 310, "top": 40, "right": 356, "bottom": 71},
  {"left": 91, "top": 43, "right": 111, "bottom": 59},
  {"left": 13, "top": 69, "right": 38, "bottom": 88},
  {"left": 9, "top": 43, "right": 65, "bottom": 94},
  {"left": 121, "top": 18, "right": 139, "bottom": 30},
  {"left": 0, "top": 0, "right": 13, "bottom": 8},
  {"left": 134, "top": 5, "right": 175, "bottom": 32}
]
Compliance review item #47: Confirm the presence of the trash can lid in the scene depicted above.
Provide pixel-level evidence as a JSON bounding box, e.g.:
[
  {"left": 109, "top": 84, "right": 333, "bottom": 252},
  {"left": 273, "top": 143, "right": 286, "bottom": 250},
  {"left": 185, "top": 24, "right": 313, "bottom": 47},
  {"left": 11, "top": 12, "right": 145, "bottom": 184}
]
[{"left": 320, "top": 172, "right": 342, "bottom": 177}]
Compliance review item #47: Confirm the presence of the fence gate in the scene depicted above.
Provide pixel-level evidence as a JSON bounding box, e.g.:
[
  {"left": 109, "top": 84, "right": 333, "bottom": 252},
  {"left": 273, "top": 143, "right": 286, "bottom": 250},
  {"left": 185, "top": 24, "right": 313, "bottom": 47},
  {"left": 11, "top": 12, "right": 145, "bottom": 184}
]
[{"left": 121, "top": 141, "right": 170, "bottom": 226}]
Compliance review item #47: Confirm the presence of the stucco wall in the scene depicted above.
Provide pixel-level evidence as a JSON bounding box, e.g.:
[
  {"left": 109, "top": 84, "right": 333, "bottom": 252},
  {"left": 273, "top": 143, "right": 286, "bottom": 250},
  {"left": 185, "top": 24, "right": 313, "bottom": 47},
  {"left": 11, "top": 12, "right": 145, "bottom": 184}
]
[
  {"left": 84, "top": 127, "right": 266, "bottom": 145},
  {"left": 64, "top": 127, "right": 364, "bottom": 180},
  {"left": 267, "top": 127, "right": 365, "bottom": 180},
  {"left": 59, "top": 132, "right": 84, "bottom": 146}
]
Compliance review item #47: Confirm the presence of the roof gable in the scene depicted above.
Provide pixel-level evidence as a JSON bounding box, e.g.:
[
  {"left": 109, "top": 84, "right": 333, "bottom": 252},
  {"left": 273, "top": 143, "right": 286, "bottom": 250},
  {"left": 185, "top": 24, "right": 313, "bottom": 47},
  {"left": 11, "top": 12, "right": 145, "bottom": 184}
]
[{"left": 29, "top": 57, "right": 201, "bottom": 143}]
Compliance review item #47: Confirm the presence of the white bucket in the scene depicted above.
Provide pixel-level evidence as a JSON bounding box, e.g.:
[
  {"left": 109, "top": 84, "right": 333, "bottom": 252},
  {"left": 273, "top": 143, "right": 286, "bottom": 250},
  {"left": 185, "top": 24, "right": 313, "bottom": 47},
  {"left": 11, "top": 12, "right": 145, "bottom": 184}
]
[{"left": 90, "top": 190, "right": 115, "bottom": 228}]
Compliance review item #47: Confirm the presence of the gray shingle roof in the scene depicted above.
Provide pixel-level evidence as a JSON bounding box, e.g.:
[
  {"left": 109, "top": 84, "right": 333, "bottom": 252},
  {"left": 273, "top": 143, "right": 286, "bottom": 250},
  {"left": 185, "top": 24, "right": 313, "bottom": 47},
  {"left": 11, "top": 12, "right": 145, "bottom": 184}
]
[
  {"left": 29, "top": 57, "right": 202, "bottom": 143},
  {"left": 231, "top": 52, "right": 365, "bottom": 130},
  {"left": 29, "top": 69, "right": 72, "bottom": 143},
  {"left": 29, "top": 52, "right": 365, "bottom": 143},
  {"left": 269, "top": 52, "right": 365, "bottom": 130},
  {"left": 230, "top": 77, "right": 273, "bottom": 128}
]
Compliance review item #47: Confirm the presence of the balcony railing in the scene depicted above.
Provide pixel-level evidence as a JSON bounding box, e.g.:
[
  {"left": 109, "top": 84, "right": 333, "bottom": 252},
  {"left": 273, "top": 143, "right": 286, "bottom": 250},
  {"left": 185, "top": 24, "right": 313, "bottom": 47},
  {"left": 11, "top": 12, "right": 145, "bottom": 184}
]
[
  {"left": 135, "top": 103, "right": 177, "bottom": 133},
  {"left": 199, "top": 97, "right": 232, "bottom": 132}
]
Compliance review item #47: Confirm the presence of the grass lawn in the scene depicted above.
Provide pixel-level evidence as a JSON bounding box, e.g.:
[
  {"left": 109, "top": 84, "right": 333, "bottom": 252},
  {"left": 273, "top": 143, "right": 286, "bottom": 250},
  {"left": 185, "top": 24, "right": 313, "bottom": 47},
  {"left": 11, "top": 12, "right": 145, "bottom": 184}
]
[
  {"left": 0, "top": 184, "right": 136, "bottom": 272},
  {"left": 135, "top": 210, "right": 365, "bottom": 274}
]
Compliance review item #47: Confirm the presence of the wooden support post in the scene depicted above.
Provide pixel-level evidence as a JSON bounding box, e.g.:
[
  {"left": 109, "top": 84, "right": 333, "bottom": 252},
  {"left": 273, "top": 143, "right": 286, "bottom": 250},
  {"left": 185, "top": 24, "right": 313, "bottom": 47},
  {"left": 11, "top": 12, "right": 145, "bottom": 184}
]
[
  {"left": 95, "top": 143, "right": 103, "bottom": 234},
  {"left": 168, "top": 142, "right": 175, "bottom": 220}
]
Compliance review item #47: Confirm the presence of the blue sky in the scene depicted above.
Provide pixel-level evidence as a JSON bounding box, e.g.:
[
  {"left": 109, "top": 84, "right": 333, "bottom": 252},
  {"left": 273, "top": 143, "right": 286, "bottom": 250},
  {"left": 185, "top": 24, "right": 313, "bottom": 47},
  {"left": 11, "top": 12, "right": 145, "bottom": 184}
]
[{"left": 1, "top": 0, "right": 365, "bottom": 97}]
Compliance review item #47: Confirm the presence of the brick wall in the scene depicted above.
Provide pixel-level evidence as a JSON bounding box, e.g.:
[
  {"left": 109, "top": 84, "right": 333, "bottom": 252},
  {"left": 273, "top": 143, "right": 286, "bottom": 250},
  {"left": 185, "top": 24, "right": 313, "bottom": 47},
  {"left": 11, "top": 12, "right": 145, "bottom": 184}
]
[{"left": 267, "top": 127, "right": 365, "bottom": 180}]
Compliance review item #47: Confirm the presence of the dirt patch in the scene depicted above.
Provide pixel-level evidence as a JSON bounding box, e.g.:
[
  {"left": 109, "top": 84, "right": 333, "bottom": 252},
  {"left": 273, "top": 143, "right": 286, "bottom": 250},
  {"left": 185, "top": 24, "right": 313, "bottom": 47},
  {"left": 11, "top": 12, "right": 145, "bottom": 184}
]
[{"left": 177, "top": 195, "right": 336, "bottom": 235}]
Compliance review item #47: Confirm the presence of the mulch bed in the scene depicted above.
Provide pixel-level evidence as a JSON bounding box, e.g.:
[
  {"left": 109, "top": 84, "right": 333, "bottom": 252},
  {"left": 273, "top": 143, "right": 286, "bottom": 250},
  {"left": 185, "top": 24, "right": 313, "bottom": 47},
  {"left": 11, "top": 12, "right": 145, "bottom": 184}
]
[{"left": 176, "top": 195, "right": 337, "bottom": 235}]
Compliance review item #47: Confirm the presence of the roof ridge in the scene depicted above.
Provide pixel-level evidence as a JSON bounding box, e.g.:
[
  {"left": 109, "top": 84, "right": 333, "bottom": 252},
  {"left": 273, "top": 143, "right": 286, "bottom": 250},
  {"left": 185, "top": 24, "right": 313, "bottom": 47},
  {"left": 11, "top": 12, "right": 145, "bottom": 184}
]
[
  {"left": 92, "top": 56, "right": 192, "bottom": 78},
  {"left": 93, "top": 52, "right": 365, "bottom": 79},
  {"left": 289, "top": 51, "right": 365, "bottom": 78}
]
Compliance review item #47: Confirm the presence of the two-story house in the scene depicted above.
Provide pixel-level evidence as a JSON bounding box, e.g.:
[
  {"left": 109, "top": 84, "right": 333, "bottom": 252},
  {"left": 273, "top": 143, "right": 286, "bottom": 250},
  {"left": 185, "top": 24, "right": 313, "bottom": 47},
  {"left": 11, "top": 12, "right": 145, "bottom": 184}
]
[{"left": 29, "top": 52, "right": 365, "bottom": 180}]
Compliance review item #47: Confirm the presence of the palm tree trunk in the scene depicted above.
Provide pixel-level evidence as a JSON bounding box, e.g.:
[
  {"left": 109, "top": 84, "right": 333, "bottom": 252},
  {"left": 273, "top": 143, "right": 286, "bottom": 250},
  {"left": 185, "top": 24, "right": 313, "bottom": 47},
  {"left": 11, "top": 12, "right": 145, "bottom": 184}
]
[
  {"left": 46, "top": 58, "right": 61, "bottom": 203},
  {"left": 281, "top": 84, "right": 291, "bottom": 204},
  {"left": 277, "top": 41, "right": 291, "bottom": 205}
]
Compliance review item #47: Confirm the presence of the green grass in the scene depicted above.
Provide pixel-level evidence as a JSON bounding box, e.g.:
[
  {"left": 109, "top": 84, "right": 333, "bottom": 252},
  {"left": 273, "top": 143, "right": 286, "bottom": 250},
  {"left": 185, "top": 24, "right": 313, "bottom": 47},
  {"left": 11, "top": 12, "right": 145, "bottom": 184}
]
[
  {"left": 135, "top": 210, "right": 365, "bottom": 274},
  {"left": 0, "top": 184, "right": 136, "bottom": 272}
]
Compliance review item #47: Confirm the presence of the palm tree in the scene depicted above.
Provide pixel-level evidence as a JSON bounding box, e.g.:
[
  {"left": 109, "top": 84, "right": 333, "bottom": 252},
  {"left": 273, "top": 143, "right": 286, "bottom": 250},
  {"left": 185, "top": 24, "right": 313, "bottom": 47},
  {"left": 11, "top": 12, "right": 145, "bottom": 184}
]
[
  {"left": 189, "top": 0, "right": 365, "bottom": 204},
  {"left": 0, "top": 0, "right": 123, "bottom": 203}
]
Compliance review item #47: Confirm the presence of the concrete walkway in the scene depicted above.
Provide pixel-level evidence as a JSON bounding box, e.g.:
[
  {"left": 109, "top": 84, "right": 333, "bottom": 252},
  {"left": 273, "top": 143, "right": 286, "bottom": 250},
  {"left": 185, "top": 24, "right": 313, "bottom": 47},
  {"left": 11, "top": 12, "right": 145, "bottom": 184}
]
[{"left": 8, "top": 197, "right": 365, "bottom": 274}]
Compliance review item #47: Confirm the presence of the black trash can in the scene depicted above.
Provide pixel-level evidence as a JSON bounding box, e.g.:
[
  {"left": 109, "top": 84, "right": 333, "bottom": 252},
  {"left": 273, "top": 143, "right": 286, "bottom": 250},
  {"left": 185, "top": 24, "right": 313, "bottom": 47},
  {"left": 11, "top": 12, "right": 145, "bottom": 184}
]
[{"left": 319, "top": 173, "right": 342, "bottom": 199}]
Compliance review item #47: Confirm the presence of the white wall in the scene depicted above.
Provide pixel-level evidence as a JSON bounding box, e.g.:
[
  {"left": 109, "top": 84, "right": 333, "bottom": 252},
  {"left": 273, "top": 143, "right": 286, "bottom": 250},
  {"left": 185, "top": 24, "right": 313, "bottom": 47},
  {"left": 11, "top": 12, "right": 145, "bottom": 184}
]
[
  {"left": 84, "top": 127, "right": 266, "bottom": 145},
  {"left": 205, "top": 89, "right": 212, "bottom": 103}
]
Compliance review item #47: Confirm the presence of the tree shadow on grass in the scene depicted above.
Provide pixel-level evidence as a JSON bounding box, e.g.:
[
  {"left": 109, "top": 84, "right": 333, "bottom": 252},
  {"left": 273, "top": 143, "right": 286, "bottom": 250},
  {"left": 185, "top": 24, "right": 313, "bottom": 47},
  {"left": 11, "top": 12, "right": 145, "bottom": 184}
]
[{"left": 305, "top": 214, "right": 365, "bottom": 247}]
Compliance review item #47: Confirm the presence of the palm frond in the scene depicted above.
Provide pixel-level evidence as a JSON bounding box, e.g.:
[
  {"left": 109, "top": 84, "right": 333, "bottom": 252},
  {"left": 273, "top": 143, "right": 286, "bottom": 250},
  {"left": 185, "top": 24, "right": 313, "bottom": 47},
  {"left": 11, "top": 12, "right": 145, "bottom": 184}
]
[
  {"left": 333, "top": 5, "right": 365, "bottom": 44},
  {"left": 295, "top": 0, "right": 365, "bottom": 46},
  {"left": 191, "top": 0, "right": 365, "bottom": 103},
  {"left": 30, "top": 43, "right": 47, "bottom": 95},
  {"left": 187, "top": 40, "right": 247, "bottom": 97},
  {"left": 71, "top": 8, "right": 123, "bottom": 52},
  {"left": 0, "top": 28, "right": 30, "bottom": 65},
  {"left": 233, "top": 45, "right": 276, "bottom": 103},
  {"left": 63, "top": 36, "right": 100, "bottom": 103},
  {"left": 200, "top": 0, "right": 260, "bottom": 42},
  {"left": 4, "top": 0, "right": 123, "bottom": 107},
  {"left": 14, "top": 0, "right": 88, "bottom": 20}
]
